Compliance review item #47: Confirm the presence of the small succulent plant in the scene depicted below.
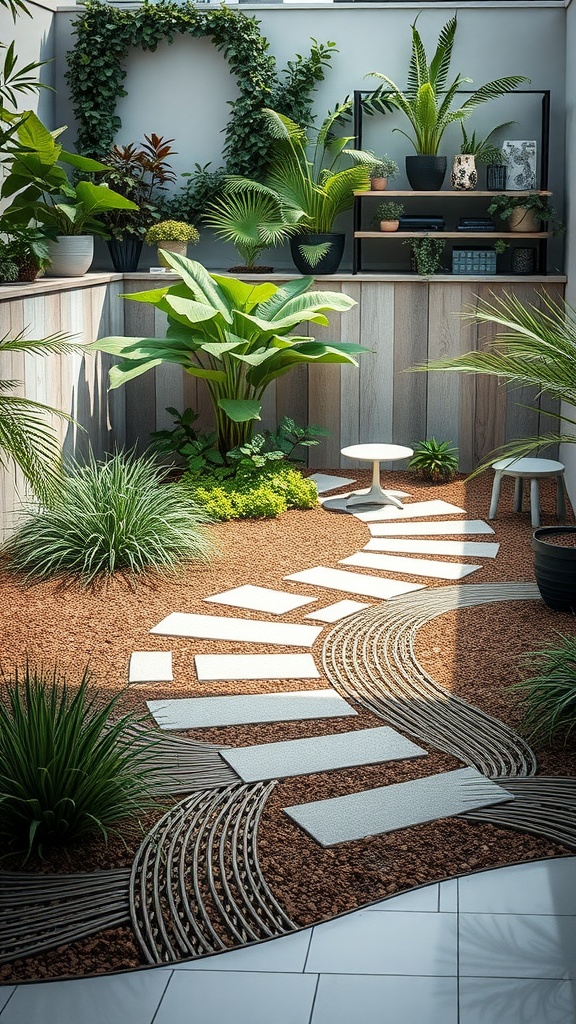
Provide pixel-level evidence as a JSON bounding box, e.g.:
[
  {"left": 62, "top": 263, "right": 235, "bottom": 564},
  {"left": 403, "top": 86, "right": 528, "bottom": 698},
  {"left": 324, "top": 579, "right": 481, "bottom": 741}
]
[{"left": 409, "top": 438, "right": 459, "bottom": 483}]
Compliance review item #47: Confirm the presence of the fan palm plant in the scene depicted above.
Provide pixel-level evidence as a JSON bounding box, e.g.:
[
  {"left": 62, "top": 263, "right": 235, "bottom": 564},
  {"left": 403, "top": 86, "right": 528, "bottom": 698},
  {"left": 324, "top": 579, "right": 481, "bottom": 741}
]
[
  {"left": 0, "top": 331, "right": 77, "bottom": 503},
  {"left": 203, "top": 191, "right": 294, "bottom": 270},
  {"left": 416, "top": 289, "right": 576, "bottom": 468},
  {"left": 368, "top": 17, "right": 527, "bottom": 156}
]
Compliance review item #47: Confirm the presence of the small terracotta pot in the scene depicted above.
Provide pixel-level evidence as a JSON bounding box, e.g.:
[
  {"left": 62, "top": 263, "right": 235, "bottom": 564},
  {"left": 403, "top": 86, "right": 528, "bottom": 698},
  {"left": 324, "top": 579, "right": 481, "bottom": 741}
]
[
  {"left": 371, "top": 177, "right": 388, "bottom": 191},
  {"left": 380, "top": 220, "right": 400, "bottom": 232},
  {"left": 157, "top": 240, "right": 188, "bottom": 268},
  {"left": 508, "top": 208, "right": 540, "bottom": 233}
]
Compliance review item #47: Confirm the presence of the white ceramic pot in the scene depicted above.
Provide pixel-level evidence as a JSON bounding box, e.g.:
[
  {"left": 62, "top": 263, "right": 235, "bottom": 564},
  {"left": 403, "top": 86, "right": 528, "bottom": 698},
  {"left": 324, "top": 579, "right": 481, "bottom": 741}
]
[
  {"left": 157, "top": 240, "right": 188, "bottom": 268},
  {"left": 451, "top": 154, "right": 478, "bottom": 191},
  {"left": 46, "top": 236, "right": 94, "bottom": 277}
]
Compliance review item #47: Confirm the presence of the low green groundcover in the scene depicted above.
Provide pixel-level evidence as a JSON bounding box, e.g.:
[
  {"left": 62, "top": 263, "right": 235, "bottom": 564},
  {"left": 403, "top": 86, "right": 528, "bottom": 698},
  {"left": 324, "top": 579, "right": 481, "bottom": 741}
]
[{"left": 182, "top": 463, "right": 318, "bottom": 520}]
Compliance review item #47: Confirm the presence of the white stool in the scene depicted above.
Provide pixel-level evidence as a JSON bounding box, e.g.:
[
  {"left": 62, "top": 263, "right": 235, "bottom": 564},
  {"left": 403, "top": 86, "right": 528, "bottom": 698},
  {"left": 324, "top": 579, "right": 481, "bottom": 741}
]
[
  {"left": 341, "top": 443, "right": 413, "bottom": 509},
  {"left": 489, "top": 457, "right": 566, "bottom": 528}
]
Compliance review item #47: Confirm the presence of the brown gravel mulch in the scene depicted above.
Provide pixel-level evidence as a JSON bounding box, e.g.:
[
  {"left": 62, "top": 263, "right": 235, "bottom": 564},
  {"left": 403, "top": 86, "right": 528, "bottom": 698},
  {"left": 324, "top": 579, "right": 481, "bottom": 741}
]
[{"left": 1, "top": 469, "right": 575, "bottom": 983}]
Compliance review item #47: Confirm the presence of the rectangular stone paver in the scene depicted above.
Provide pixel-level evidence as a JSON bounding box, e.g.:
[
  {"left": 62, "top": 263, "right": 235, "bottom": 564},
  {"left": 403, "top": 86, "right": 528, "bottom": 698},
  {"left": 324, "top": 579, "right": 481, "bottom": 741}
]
[
  {"left": 204, "top": 584, "right": 316, "bottom": 615},
  {"left": 285, "top": 566, "right": 425, "bottom": 600},
  {"left": 354, "top": 500, "right": 467, "bottom": 523},
  {"left": 368, "top": 519, "right": 494, "bottom": 537},
  {"left": 308, "top": 473, "right": 357, "bottom": 493},
  {"left": 147, "top": 689, "right": 357, "bottom": 730},
  {"left": 305, "top": 600, "right": 371, "bottom": 622},
  {"left": 129, "top": 651, "right": 173, "bottom": 684},
  {"left": 283, "top": 767, "right": 514, "bottom": 847},
  {"left": 340, "top": 552, "right": 481, "bottom": 580},
  {"left": 194, "top": 653, "right": 321, "bottom": 682},
  {"left": 364, "top": 539, "right": 500, "bottom": 558},
  {"left": 221, "top": 726, "right": 427, "bottom": 782},
  {"left": 150, "top": 613, "right": 322, "bottom": 648}
]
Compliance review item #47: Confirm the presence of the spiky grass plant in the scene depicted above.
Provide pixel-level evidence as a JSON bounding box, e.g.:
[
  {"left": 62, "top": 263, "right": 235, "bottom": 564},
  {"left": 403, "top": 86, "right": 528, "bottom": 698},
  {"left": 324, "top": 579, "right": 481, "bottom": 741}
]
[
  {"left": 4, "top": 450, "right": 213, "bottom": 585},
  {"left": 511, "top": 635, "right": 576, "bottom": 744},
  {"left": 0, "top": 664, "right": 159, "bottom": 858},
  {"left": 408, "top": 438, "right": 459, "bottom": 482}
]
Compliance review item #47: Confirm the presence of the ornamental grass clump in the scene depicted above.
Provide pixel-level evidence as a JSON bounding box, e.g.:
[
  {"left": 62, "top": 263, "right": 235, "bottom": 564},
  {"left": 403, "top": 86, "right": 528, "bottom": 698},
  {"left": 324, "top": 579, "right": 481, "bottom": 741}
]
[
  {"left": 0, "top": 664, "right": 159, "bottom": 858},
  {"left": 511, "top": 635, "right": 576, "bottom": 745},
  {"left": 4, "top": 450, "right": 213, "bottom": 585}
]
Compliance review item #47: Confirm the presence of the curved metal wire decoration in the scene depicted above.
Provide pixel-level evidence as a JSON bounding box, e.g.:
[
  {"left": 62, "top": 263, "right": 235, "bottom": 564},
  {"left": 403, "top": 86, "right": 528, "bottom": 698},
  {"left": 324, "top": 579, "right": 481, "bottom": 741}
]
[
  {"left": 321, "top": 583, "right": 539, "bottom": 778},
  {"left": 128, "top": 726, "right": 240, "bottom": 794},
  {"left": 461, "top": 777, "right": 576, "bottom": 849}
]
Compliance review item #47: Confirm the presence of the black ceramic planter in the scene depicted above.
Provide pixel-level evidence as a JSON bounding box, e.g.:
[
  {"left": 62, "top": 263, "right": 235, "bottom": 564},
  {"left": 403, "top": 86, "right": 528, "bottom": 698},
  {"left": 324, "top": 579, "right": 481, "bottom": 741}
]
[
  {"left": 290, "top": 233, "right": 345, "bottom": 275},
  {"left": 532, "top": 527, "right": 576, "bottom": 612},
  {"left": 405, "top": 155, "right": 447, "bottom": 191},
  {"left": 486, "top": 164, "right": 507, "bottom": 191},
  {"left": 107, "top": 237, "right": 143, "bottom": 273}
]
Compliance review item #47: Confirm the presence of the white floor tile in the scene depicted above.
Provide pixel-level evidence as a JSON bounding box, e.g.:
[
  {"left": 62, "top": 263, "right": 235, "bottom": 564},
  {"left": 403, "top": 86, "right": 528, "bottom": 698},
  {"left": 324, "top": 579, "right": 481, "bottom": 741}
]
[
  {"left": 221, "top": 726, "right": 427, "bottom": 782},
  {"left": 305, "top": 910, "right": 458, "bottom": 975},
  {"left": 129, "top": 651, "right": 173, "bottom": 684},
  {"left": 194, "top": 653, "right": 320, "bottom": 682},
  {"left": 311, "top": 975, "right": 458, "bottom": 1024},
  {"left": 204, "top": 585, "right": 316, "bottom": 615},
  {"left": 285, "top": 566, "right": 425, "bottom": 600},
  {"left": 459, "top": 858, "right": 576, "bottom": 916},
  {"left": 459, "top": 977, "right": 576, "bottom": 1024},
  {"left": 354, "top": 500, "right": 466, "bottom": 523},
  {"left": 340, "top": 551, "right": 481, "bottom": 580},
  {"left": 368, "top": 519, "right": 494, "bottom": 537},
  {"left": 0, "top": 972, "right": 170, "bottom": 1024},
  {"left": 368, "top": 884, "right": 439, "bottom": 912},
  {"left": 309, "top": 473, "right": 357, "bottom": 493},
  {"left": 364, "top": 538, "right": 499, "bottom": 558},
  {"left": 0, "top": 988, "right": 15, "bottom": 1014},
  {"left": 459, "top": 913, "right": 576, "bottom": 979},
  {"left": 147, "top": 689, "right": 357, "bottom": 730},
  {"left": 154, "top": 970, "right": 317, "bottom": 1024},
  {"left": 150, "top": 613, "right": 322, "bottom": 648},
  {"left": 172, "top": 930, "right": 313, "bottom": 973},
  {"left": 439, "top": 878, "right": 458, "bottom": 913},
  {"left": 305, "top": 600, "right": 371, "bottom": 622}
]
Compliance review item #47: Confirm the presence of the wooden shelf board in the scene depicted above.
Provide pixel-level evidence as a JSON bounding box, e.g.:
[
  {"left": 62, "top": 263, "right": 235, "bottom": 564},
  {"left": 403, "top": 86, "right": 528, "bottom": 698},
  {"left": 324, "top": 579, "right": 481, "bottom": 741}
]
[
  {"left": 354, "top": 231, "right": 553, "bottom": 239},
  {"left": 354, "top": 190, "right": 552, "bottom": 197}
]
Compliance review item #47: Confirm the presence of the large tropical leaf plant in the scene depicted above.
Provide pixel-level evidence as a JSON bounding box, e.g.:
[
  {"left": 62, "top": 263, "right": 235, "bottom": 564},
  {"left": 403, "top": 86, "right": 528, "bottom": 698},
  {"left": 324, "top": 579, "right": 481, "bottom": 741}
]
[
  {"left": 368, "top": 17, "right": 528, "bottom": 156},
  {"left": 417, "top": 289, "right": 576, "bottom": 468},
  {"left": 90, "top": 255, "right": 366, "bottom": 455}
]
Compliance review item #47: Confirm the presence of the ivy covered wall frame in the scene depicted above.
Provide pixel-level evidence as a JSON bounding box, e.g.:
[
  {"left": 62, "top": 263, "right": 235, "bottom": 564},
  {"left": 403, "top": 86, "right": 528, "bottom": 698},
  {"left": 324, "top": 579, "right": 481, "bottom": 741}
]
[{"left": 66, "top": 0, "right": 335, "bottom": 178}]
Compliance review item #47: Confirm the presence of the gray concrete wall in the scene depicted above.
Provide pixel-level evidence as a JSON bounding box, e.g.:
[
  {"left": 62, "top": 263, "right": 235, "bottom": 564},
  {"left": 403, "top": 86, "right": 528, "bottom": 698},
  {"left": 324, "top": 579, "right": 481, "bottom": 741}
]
[
  {"left": 0, "top": 0, "right": 56, "bottom": 126},
  {"left": 560, "top": 0, "right": 576, "bottom": 503},
  {"left": 54, "top": 4, "right": 567, "bottom": 271}
]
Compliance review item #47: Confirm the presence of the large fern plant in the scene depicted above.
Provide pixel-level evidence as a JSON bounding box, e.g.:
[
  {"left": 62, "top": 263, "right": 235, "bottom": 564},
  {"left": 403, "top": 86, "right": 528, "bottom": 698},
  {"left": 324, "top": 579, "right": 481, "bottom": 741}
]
[{"left": 369, "top": 17, "right": 527, "bottom": 156}]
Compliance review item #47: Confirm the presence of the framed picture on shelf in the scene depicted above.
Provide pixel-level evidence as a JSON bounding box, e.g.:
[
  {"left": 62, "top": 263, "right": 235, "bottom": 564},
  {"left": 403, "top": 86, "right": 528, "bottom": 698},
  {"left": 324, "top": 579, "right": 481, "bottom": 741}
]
[{"left": 502, "top": 141, "right": 537, "bottom": 190}]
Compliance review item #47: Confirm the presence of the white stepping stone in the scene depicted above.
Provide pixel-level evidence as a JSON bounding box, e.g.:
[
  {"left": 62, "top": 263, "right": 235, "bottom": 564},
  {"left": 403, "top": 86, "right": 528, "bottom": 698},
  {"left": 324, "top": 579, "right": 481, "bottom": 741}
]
[
  {"left": 364, "top": 539, "right": 500, "bottom": 559},
  {"left": 147, "top": 689, "right": 357, "bottom": 730},
  {"left": 320, "top": 490, "right": 412, "bottom": 512},
  {"left": 309, "top": 473, "right": 357, "bottom": 493},
  {"left": 150, "top": 613, "right": 322, "bottom": 648},
  {"left": 221, "top": 726, "right": 427, "bottom": 782},
  {"left": 341, "top": 551, "right": 481, "bottom": 580},
  {"left": 129, "top": 651, "right": 173, "bottom": 684},
  {"left": 368, "top": 519, "right": 494, "bottom": 537},
  {"left": 305, "top": 600, "right": 371, "bottom": 622},
  {"left": 204, "top": 584, "right": 316, "bottom": 615},
  {"left": 285, "top": 566, "right": 425, "bottom": 600},
  {"left": 354, "top": 499, "right": 466, "bottom": 523},
  {"left": 194, "top": 653, "right": 320, "bottom": 682},
  {"left": 283, "top": 767, "right": 514, "bottom": 847}
]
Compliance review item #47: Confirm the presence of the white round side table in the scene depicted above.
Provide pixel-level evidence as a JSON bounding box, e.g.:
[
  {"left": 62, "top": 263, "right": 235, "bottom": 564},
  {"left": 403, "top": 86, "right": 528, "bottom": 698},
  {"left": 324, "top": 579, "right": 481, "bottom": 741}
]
[
  {"left": 341, "top": 443, "right": 413, "bottom": 509},
  {"left": 489, "top": 457, "right": 566, "bottom": 528}
]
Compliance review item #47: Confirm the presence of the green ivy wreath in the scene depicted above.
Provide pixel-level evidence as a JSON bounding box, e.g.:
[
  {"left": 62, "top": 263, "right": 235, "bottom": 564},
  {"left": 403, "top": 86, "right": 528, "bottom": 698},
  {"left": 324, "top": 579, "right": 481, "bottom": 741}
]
[{"left": 66, "top": 0, "right": 334, "bottom": 178}]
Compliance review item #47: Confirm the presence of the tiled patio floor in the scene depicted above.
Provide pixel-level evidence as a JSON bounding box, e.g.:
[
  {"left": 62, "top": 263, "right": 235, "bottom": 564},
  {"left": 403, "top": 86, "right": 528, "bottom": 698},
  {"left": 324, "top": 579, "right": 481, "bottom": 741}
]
[{"left": 2, "top": 857, "right": 575, "bottom": 1024}]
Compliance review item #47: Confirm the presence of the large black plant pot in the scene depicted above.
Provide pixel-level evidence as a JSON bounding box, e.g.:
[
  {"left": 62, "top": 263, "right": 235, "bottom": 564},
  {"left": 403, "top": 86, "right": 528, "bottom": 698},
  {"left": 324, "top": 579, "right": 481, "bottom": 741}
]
[
  {"left": 107, "top": 237, "right": 143, "bottom": 273},
  {"left": 405, "top": 155, "right": 447, "bottom": 191},
  {"left": 532, "top": 527, "right": 576, "bottom": 612},
  {"left": 290, "top": 233, "right": 345, "bottom": 275}
]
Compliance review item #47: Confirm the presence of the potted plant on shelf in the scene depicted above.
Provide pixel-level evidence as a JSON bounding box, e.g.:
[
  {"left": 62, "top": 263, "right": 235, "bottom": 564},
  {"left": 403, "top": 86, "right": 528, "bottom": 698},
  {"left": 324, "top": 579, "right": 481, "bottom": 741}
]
[
  {"left": 373, "top": 201, "right": 404, "bottom": 232},
  {"left": 98, "top": 134, "right": 177, "bottom": 272},
  {"left": 1, "top": 112, "right": 138, "bottom": 277},
  {"left": 204, "top": 191, "right": 294, "bottom": 273},
  {"left": 406, "top": 237, "right": 445, "bottom": 275},
  {"left": 452, "top": 122, "right": 513, "bottom": 191},
  {"left": 369, "top": 155, "right": 399, "bottom": 191},
  {"left": 224, "top": 103, "right": 374, "bottom": 275},
  {"left": 368, "top": 17, "right": 527, "bottom": 191},
  {"left": 145, "top": 220, "right": 200, "bottom": 268},
  {"left": 0, "top": 224, "right": 51, "bottom": 282},
  {"left": 487, "top": 193, "right": 562, "bottom": 234}
]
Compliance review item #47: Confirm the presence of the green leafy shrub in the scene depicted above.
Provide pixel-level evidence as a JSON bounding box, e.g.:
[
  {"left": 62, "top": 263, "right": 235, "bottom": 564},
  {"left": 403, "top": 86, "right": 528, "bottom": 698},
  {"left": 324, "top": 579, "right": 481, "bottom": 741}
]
[
  {"left": 409, "top": 438, "right": 459, "bottom": 482},
  {"left": 511, "top": 635, "right": 576, "bottom": 744},
  {"left": 0, "top": 664, "right": 158, "bottom": 858},
  {"left": 144, "top": 219, "right": 200, "bottom": 245},
  {"left": 183, "top": 463, "right": 318, "bottom": 520},
  {"left": 4, "top": 450, "right": 213, "bottom": 585}
]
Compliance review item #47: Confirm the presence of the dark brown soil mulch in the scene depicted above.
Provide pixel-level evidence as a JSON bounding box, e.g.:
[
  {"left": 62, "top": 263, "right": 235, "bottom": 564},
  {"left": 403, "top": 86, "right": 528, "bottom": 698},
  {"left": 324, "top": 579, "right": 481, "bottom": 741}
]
[{"left": 1, "top": 469, "right": 575, "bottom": 982}]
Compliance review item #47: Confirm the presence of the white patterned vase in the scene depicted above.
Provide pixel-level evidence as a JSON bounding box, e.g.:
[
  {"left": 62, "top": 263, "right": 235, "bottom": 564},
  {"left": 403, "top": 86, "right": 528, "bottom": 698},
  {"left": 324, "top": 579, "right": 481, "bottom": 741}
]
[{"left": 451, "top": 154, "right": 478, "bottom": 191}]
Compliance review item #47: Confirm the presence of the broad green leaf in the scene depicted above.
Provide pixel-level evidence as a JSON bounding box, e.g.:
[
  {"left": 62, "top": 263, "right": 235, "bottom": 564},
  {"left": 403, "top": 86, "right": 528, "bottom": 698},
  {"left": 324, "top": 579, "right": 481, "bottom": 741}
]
[
  {"left": 200, "top": 340, "right": 246, "bottom": 358},
  {"left": 60, "top": 151, "right": 109, "bottom": 172},
  {"left": 88, "top": 336, "right": 163, "bottom": 357},
  {"left": 217, "top": 398, "right": 262, "bottom": 423},
  {"left": 164, "top": 294, "right": 220, "bottom": 325},
  {"left": 209, "top": 275, "right": 278, "bottom": 311},
  {"left": 75, "top": 180, "right": 138, "bottom": 213},
  {"left": 235, "top": 309, "right": 330, "bottom": 334},
  {"left": 158, "top": 253, "right": 233, "bottom": 323},
  {"left": 16, "top": 110, "right": 59, "bottom": 163},
  {"left": 109, "top": 359, "right": 164, "bottom": 389},
  {"left": 184, "top": 366, "right": 228, "bottom": 382},
  {"left": 254, "top": 276, "right": 315, "bottom": 319},
  {"left": 269, "top": 290, "right": 356, "bottom": 321}
]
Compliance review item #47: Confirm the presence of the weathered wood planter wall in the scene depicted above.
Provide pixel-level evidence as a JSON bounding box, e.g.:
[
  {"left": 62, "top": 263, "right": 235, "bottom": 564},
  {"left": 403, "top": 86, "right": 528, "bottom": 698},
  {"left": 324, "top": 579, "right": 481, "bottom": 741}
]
[{"left": 0, "top": 273, "right": 565, "bottom": 537}]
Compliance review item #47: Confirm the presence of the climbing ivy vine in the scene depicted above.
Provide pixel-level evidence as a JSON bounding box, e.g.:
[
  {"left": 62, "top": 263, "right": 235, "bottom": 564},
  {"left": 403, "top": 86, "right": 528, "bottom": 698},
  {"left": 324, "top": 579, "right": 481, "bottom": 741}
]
[{"left": 66, "top": 0, "right": 335, "bottom": 177}]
